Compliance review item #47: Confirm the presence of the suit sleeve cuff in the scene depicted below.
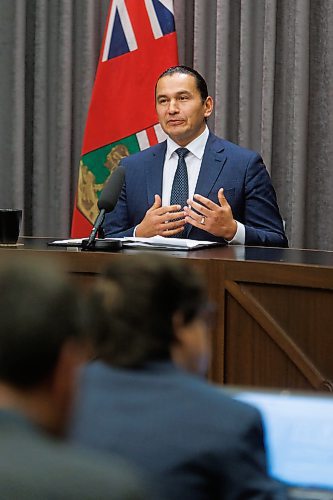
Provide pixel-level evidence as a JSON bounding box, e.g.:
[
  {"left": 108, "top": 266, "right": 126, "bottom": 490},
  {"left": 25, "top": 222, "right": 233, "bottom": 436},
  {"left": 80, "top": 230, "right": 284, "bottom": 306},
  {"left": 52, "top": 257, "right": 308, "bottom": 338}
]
[{"left": 226, "top": 221, "right": 245, "bottom": 245}]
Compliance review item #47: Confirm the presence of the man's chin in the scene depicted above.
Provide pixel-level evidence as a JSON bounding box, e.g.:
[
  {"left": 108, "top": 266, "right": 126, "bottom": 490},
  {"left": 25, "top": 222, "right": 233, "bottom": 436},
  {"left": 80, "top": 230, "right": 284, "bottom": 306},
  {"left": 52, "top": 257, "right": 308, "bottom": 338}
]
[{"left": 167, "top": 129, "right": 189, "bottom": 145}]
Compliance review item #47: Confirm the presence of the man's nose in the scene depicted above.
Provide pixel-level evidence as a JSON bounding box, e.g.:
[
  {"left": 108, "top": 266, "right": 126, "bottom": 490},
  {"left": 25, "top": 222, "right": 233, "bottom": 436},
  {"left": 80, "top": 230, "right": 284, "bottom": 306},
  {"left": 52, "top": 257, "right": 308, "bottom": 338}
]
[{"left": 168, "top": 99, "right": 179, "bottom": 113}]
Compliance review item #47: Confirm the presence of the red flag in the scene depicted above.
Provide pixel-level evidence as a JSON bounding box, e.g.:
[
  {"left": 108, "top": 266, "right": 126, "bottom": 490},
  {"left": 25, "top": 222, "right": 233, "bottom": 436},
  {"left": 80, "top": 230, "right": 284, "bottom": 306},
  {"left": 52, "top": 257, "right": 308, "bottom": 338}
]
[{"left": 71, "top": 0, "right": 179, "bottom": 237}]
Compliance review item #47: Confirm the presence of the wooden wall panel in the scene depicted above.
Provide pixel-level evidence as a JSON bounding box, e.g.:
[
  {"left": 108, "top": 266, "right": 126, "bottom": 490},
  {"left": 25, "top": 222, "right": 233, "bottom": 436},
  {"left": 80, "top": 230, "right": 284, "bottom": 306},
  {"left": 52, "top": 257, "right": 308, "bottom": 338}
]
[{"left": 223, "top": 281, "right": 333, "bottom": 391}]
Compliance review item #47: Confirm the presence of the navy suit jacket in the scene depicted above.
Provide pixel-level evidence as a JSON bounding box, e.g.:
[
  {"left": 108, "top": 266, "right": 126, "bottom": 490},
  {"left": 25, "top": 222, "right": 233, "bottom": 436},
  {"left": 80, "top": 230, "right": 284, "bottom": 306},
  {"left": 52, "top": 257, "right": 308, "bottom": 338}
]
[
  {"left": 70, "top": 361, "right": 287, "bottom": 500},
  {"left": 103, "top": 133, "right": 288, "bottom": 247}
]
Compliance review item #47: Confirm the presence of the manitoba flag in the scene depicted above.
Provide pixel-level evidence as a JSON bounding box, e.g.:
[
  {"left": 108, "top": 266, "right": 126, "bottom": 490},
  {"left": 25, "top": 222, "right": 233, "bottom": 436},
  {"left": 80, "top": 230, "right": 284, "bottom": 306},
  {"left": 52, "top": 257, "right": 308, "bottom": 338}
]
[{"left": 71, "top": 0, "right": 179, "bottom": 237}]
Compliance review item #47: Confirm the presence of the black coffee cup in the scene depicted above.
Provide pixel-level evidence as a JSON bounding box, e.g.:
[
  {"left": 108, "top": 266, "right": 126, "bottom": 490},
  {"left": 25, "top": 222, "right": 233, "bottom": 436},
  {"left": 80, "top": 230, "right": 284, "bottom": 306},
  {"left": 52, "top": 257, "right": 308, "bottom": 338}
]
[{"left": 0, "top": 209, "right": 22, "bottom": 244}]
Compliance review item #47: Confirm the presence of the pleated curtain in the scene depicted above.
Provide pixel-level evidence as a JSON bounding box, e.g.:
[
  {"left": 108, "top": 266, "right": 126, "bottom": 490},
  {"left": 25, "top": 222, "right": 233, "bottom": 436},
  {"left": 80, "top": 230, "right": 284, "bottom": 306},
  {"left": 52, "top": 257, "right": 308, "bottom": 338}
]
[{"left": 0, "top": 0, "right": 332, "bottom": 249}]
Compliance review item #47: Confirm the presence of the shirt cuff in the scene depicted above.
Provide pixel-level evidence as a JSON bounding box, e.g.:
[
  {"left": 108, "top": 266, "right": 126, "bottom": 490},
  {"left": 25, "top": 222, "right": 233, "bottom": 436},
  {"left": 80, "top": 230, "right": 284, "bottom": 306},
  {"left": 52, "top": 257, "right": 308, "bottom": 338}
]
[{"left": 226, "top": 221, "right": 245, "bottom": 245}]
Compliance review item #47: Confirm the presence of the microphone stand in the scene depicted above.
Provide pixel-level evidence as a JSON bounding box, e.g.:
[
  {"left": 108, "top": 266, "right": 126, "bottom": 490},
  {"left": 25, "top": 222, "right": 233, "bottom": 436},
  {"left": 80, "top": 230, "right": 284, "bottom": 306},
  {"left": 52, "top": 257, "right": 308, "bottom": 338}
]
[
  {"left": 84, "top": 209, "right": 106, "bottom": 248},
  {"left": 81, "top": 209, "right": 122, "bottom": 252},
  {"left": 81, "top": 165, "right": 125, "bottom": 252}
]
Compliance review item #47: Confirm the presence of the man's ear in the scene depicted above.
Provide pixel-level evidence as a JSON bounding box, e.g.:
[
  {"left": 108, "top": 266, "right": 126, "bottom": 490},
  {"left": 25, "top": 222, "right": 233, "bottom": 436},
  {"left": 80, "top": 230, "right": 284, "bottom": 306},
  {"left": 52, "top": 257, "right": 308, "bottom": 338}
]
[
  {"left": 172, "top": 311, "right": 186, "bottom": 345},
  {"left": 171, "top": 311, "right": 187, "bottom": 371},
  {"left": 51, "top": 340, "right": 88, "bottom": 399},
  {"left": 204, "top": 96, "right": 213, "bottom": 118},
  {"left": 48, "top": 340, "right": 87, "bottom": 435}
]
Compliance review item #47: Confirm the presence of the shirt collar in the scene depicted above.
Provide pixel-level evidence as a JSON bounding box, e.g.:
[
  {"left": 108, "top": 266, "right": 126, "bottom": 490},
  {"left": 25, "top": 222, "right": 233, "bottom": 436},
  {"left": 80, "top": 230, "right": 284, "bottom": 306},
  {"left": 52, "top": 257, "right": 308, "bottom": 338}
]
[{"left": 165, "top": 125, "right": 209, "bottom": 160}]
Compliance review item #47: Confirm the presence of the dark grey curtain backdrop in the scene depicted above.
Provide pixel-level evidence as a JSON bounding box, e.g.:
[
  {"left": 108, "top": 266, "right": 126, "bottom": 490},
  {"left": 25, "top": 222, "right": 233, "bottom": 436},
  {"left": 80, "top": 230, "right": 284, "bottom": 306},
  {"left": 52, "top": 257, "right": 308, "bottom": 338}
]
[{"left": 0, "top": 0, "right": 332, "bottom": 249}]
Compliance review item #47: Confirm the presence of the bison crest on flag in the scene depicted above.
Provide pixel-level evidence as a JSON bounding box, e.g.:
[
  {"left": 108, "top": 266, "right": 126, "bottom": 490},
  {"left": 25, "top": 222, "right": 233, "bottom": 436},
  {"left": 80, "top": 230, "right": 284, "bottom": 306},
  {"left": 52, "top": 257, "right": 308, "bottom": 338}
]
[{"left": 77, "top": 144, "right": 129, "bottom": 224}]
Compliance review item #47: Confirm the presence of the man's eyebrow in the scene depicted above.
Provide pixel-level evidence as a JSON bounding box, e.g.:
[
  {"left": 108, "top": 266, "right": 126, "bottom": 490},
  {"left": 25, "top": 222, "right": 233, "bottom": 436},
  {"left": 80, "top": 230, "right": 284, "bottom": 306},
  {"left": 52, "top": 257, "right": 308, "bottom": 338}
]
[{"left": 157, "top": 90, "right": 192, "bottom": 98}]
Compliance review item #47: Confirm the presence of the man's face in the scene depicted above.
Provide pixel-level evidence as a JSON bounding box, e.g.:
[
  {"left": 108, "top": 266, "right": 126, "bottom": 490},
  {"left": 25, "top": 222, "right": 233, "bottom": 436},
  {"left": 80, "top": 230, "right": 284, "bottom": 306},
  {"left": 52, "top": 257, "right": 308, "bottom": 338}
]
[
  {"left": 171, "top": 311, "right": 212, "bottom": 377},
  {"left": 155, "top": 73, "right": 213, "bottom": 147}
]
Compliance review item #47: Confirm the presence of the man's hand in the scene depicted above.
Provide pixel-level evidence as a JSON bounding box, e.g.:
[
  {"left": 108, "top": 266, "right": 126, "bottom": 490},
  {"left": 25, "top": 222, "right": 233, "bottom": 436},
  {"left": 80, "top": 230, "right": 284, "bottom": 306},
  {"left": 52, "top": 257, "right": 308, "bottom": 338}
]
[
  {"left": 136, "top": 195, "right": 186, "bottom": 237},
  {"left": 184, "top": 188, "right": 237, "bottom": 240}
]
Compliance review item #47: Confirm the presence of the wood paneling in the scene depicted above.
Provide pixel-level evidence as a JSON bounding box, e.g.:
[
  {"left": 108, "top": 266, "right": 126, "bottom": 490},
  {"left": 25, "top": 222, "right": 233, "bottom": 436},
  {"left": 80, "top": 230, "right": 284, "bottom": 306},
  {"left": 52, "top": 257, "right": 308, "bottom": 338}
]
[{"left": 2, "top": 238, "right": 333, "bottom": 391}]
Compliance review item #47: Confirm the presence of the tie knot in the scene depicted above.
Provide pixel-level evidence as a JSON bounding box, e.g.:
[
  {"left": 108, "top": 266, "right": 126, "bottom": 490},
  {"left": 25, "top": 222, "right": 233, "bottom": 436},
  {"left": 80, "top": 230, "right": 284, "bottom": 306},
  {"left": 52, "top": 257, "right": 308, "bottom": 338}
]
[{"left": 175, "top": 147, "right": 189, "bottom": 160}]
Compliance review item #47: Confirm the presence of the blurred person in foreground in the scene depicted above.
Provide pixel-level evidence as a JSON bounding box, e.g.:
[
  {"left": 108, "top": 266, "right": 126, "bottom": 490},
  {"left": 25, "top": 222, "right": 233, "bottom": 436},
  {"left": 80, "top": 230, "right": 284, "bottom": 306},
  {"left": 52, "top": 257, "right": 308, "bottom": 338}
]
[
  {"left": 0, "top": 258, "right": 146, "bottom": 499},
  {"left": 70, "top": 254, "right": 287, "bottom": 500}
]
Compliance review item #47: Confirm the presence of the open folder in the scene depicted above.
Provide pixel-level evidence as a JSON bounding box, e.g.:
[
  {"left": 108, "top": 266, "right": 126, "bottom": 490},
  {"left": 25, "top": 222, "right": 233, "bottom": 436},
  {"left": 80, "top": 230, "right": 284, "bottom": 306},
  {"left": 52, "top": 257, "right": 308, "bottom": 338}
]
[{"left": 48, "top": 236, "right": 225, "bottom": 251}]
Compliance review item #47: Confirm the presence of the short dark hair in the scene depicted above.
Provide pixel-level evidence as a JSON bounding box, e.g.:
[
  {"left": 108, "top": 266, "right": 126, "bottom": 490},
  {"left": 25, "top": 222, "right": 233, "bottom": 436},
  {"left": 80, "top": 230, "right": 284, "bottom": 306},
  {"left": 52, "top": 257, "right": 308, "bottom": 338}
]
[
  {"left": 90, "top": 254, "right": 206, "bottom": 368},
  {"left": 156, "top": 65, "right": 209, "bottom": 102},
  {"left": 0, "top": 258, "right": 85, "bottom": 389}
]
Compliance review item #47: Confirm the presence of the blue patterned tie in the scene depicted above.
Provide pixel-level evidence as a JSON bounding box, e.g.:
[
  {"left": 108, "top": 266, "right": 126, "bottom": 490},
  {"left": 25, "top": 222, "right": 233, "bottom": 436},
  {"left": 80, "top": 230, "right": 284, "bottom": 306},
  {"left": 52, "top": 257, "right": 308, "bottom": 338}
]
[
  {"left": 170, "top": 148, "right": 189, "bottom": 238},
  {"left": 170, "top": 148, "right": 189, "bottom": 208}
]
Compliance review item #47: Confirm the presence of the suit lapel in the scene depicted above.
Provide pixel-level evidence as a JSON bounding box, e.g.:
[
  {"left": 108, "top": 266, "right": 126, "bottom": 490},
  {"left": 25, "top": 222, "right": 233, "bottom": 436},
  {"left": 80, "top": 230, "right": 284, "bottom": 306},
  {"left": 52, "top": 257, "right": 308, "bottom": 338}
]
[
  {"left": 186, "top": 133, "right": 227, "bottom": 238},
  {"left": 145, "top": 141, "right": 167, "bottom": 205},
  {"left": 194, "top": 133, "right": 227, "bottom": 197}
]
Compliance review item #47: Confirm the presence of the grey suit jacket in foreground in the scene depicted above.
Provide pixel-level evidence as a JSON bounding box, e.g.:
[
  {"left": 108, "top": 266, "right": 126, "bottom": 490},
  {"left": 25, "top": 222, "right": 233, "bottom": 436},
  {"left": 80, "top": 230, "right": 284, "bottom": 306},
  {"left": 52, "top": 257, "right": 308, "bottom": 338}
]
[
  {"left": 0, "top": 409, "right": 146, "bottom": 499},
  {"left": 70, "top": 361, "right": 287, "bottom": 500},
  {"left": 103, "top": 133, "right": 288, "bottom": 247}
]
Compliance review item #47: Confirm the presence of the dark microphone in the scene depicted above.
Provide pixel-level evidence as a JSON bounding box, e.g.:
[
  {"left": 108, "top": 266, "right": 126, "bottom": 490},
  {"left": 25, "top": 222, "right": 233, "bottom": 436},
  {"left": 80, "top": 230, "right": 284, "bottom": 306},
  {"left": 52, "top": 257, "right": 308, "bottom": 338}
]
[{"left": 85, "top": 166, "right": 125, "bottom": 249}]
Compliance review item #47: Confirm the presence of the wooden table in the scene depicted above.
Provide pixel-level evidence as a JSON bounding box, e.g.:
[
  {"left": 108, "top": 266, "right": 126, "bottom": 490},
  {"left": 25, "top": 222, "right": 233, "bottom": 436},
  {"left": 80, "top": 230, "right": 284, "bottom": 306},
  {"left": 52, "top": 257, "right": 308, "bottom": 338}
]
[{"left": 2, "top": 237, "right": 333, "bottom": 391}]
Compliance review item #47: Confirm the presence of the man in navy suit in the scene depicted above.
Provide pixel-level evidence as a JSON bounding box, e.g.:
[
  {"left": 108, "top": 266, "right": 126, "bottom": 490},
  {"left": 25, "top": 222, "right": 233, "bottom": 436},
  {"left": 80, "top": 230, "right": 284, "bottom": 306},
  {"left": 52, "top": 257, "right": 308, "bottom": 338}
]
[
  {"left": 70, "top": 254, "right": 287, "bottom": 499},
  {"left": 103, "top": 66, "right": 287, "bottom": 247}
]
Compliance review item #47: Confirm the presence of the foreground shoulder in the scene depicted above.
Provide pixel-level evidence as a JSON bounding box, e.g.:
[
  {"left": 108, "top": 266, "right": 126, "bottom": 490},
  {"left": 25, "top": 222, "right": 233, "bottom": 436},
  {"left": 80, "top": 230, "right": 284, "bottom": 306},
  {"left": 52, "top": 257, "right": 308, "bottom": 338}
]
[
  {"left": 181, "top": 372, "right": 261, "bottom": 424},
  {"left": 0, "top": 430, "right": 147, "bottom": 499}
]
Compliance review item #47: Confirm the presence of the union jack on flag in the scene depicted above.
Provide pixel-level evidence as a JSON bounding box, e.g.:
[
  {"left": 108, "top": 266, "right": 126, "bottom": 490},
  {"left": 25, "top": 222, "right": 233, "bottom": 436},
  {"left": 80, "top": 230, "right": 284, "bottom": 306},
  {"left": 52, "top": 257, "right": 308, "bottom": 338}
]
[
  {"left": 103, "top": 0, "right": 175, "bottom": 61},
  {"left": 71, "top": 0, "right": 179, "bottom": 237}
]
